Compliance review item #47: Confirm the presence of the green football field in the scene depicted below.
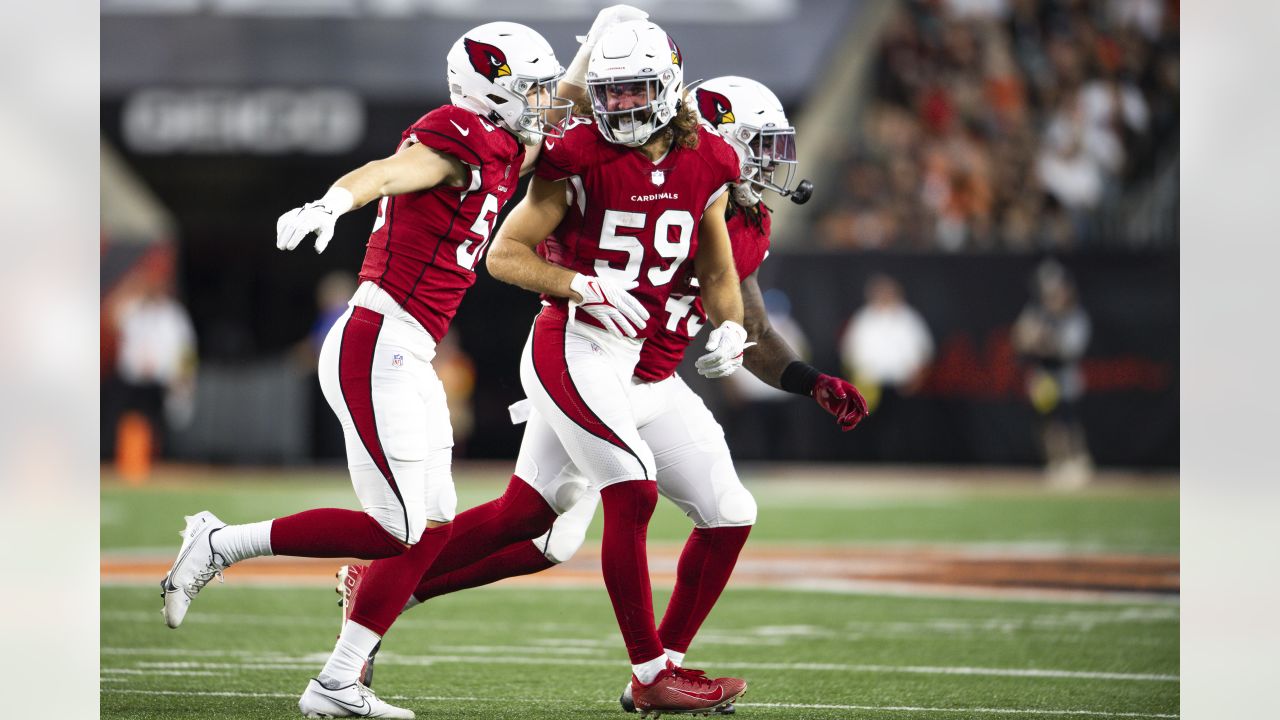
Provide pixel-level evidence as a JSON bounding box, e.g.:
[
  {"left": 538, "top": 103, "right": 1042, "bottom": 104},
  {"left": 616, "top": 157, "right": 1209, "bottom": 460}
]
[{"left": 101, "top": 465, "right": 1179, "bottom": 719}]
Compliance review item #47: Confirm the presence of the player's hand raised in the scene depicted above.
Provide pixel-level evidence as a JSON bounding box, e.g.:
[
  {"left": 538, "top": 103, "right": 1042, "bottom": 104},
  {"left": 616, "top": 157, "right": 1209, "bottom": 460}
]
[
  {"left": 569, "top": 274, "right": 650, "bottom": 339},
  {"left": 576, "top": 4, "right": 650, "bottom": 45},
  {"left": 276, "top": 187, "right": 354, "bottom": 254},
  {"left": 696, "top": 321, "right": 752, "bottom": 379},
  {"left": 812, "top": 374, "right": 869, "bottom": 431}
]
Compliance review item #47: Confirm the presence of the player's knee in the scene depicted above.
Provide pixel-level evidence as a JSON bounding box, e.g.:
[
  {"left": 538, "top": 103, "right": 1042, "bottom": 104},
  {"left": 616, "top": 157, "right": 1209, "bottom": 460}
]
[
  {"left": 425, "top": 482, "right": 457, "bottom": 524},
  {"left": 539, "top": 522, "right": 588, "bottom": 564},
  {"left": 365, "top": 504, "right": 422, "bottom": 547},
  {"left": 714, "top": 485, "right": 757, "bottom": 527},
  {"left": 403, "top": 503, "right": 429, "bottom": 545},
  {"left": 550, "top": 479, "right": 588, "bottom": 515},
  {"left": 424, "top": 455, "right": 457, "bottom": 523}
]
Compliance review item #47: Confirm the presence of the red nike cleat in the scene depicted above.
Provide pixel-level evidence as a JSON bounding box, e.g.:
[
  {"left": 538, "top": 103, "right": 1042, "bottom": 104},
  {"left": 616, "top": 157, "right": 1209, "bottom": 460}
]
[
  {"left": 335, "top": 564, "right": 378, "bottom": 687},
  {"left": 630, "top": 663, "right": 746, "bottom": 717}
]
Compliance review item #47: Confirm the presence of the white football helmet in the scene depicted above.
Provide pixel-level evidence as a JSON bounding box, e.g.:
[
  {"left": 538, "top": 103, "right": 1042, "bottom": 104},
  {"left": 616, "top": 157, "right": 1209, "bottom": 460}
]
[
  {"left": 446, "top": 22, "right": 571, "bottom": 145},
  {"left": 585, "top": 20, "right": 685, "bottom": 147},
  {"left": 691, "top": 76, "right": 805, "bottom": 204}
]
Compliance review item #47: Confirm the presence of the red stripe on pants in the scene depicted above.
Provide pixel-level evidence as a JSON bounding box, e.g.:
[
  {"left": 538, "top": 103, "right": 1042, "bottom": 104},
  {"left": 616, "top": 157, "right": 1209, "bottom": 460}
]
[
  {"left": 529, "top": 306, "right": 636, "bottom": 456},
  {"left": 339, "top": 307, "right": 409, "bottom": 542}
]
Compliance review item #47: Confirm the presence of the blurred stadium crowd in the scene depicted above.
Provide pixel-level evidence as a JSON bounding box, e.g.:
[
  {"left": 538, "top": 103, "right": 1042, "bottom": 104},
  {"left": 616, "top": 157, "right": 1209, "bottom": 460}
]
[{"left": 813, "top": 0, "right": 1179, "bottom": 252}]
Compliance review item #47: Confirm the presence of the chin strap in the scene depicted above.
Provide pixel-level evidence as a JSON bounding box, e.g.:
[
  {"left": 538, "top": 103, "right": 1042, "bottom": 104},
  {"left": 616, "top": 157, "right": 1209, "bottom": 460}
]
[{"left": 732, "top": 182, "right": 762, "bottom": 207}]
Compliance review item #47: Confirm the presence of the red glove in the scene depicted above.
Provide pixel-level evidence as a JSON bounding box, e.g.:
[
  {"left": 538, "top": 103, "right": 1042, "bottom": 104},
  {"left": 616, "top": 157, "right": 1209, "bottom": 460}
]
[{"left": 813, "top": 374, "right": 868, "bottom": 432}]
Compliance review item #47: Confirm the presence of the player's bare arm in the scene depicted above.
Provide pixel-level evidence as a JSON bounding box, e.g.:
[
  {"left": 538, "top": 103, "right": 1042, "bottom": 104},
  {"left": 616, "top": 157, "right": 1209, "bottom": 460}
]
[
  {"left": 488, "top": 176, "right": 650, "bottom": 338},
  {"left": 486, "top": 175, "right": 577, "bottom": 298},
  {"left": 740, "top": 269, "right": 799, "bottom": 388},
  {"left": 693, "top": 193, "right": 743, "bottom": 328},
  {"left": 693, "top": 192, "right": 752, "bottom": 378},
  {"left": 276, "top": 143, "right": 467, "bottom": 254},
  {"left": 736, "top": 252, "right": 869, "bottom": 430},
  {"left": 334, "top": 143, "right": 468, "bottom": 208}
]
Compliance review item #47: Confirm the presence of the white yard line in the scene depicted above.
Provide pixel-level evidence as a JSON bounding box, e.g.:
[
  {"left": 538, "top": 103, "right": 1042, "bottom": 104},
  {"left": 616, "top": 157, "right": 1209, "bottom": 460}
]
[
  {"left": 102, "top": 668, "right": 221, "bottom": 676},
  {"left": 715, "top": 663, "right": 1178, "bottom": 682},
  {"left": 100, "top": 689, "right": 1177, "bottom": 718},
  {"left": 108, "top": 651, "right": 1177, "bottom": 683}
]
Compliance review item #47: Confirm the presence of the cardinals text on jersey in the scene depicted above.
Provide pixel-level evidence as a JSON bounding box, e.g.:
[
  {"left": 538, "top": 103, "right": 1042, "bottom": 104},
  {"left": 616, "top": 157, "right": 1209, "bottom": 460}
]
[{"left": 533, "top": 118, "right": 741, "bottom": 339}]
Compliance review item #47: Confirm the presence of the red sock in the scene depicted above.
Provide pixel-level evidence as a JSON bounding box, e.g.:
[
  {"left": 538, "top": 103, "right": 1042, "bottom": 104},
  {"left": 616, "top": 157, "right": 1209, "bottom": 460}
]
[
  {"left": 658, "top": 525, "right": 752, "bottom": 654},
  {"left": 347, "top": 523, "right": 454, "bottom": 636},
  {"left": 416, "top": 476, "right": 558, "bottom": 581},
  {"left": 414, "top": 540, "right": 554, "bottom": 601},
  {"left": 599, "top": 481, "right": 664, "bottom": 664},
  {"left": 269, "top": 508, "right": 406, "bottom": 559}
]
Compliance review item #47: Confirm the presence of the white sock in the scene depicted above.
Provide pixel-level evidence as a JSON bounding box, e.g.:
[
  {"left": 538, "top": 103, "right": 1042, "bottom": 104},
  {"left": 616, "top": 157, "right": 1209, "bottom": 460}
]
[
  {"left": 664, "top": 649, "right": 685, "bottom": 667},
  {"left": 208, "top": 520, "right": 274, "bottom": 565},
  {"left": 633, "top": 655, "right": 668, "bottom": 685},
  {"left": 319, "top": 621, "right": 382, "bottom": 687}
]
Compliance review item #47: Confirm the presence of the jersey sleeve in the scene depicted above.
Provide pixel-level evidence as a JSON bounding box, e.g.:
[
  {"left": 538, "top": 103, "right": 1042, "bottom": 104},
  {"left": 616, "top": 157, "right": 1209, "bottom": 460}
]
[
  {"left": 410, "top": 107, "right": 487, "bottom": 170},
  {"left": 534, "top": 119, "right": 591, "bottom": 182},
  {"left": 695, "top": 129, "right": 742, "bottom": 210}
]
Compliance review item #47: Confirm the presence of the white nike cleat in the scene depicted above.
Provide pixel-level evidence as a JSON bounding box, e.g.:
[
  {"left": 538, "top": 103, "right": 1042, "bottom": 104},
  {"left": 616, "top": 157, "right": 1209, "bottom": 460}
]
[
  {"left": 299, "top": 678, "right": 415, "bottom": 718},
  {"left": 160, "top": 511, "right": 229, "bottom": 628}
]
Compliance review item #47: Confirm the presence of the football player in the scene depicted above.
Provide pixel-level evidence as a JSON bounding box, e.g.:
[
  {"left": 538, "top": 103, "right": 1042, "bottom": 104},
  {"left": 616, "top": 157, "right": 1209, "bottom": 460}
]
[
  {"left": 486, "top": 19, "right": 752, "bottom": 715},
  {"left": 335, "top": 76, "right": 868, "bottom": 715},
  {"left": 159, "top": 21, "right": 571, "bottom": 719}
]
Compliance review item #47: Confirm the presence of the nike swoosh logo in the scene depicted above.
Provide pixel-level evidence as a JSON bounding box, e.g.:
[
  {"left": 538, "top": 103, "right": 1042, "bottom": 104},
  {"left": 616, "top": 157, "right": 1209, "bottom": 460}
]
[
  {"left": 674, "top": 686, "right": 724, "bottom": 702},
  {"left": 449, "top": 119, "right": 470, "bottom": 136},
  {"left": 545, "top": 141, "right": 556, "bottom": 150},
  {"left": 323, "top": 688, "right": 371, "bottom": 715}
]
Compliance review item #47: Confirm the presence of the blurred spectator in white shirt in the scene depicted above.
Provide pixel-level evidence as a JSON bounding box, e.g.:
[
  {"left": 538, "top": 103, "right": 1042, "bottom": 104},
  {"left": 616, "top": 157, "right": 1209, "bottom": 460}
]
[
  {"left": 1037, "top": 95, "right": 1108, "bottom": 211},
  {"left": 840, "top": 274, "right": 933, "bottom": 406},
  {"left": 113, "top": 281, "right": 197, "bottom": 459},
  {"left": 838, "top": 274, "right": 934, "bottom": 460}
]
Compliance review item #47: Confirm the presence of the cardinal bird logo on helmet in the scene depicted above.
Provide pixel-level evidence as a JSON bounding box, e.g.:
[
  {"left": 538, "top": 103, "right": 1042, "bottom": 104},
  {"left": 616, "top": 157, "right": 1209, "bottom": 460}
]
[
  {"left": 464, "top": 38, "right": 512, "bottom": 81},
  {"left": 668, "top": 35, "right": 683, "bottom": 68},
  {"left": 697, "top": 89, "right": 735, "bottom": 127}
]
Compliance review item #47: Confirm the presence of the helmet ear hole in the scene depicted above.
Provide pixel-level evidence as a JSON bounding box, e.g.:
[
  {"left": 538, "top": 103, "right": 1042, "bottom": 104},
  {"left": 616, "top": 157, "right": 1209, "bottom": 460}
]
[{"left": 486, "top": 94, "right": 509, "bottom": 105}]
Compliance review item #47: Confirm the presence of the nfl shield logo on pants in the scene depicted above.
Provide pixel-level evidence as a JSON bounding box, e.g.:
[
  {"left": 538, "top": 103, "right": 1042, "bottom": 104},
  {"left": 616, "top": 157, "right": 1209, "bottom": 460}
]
[
  {"left": 392, "top": 353, "right": 403, "bottom": 368},
  {"left": 650, "top": 170, "right": 665, "bottom": 186}
]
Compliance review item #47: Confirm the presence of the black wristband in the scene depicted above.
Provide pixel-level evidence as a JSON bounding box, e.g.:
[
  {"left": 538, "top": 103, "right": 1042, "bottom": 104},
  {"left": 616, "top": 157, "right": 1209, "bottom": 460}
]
[{"left": 780, "top": 361, "right": 822, "bottom": 397}]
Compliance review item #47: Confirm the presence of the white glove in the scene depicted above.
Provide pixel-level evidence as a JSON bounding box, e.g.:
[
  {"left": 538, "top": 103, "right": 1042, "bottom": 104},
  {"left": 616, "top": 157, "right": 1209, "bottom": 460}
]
[
  {"left": 696, "top": 321, "right": 754, "bottom": 378},
  {"left": 276, "top": 186, "right": 355, "bottom": 254},
  {"left": 565, "top": 4, "right": 650, "bottom": 87},
  {"left": 569, "top": 273, "right": 650, "bottom": 339}
]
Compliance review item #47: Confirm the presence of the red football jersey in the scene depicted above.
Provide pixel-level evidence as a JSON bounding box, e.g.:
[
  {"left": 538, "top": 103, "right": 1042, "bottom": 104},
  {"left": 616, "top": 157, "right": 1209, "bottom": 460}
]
[
  {"left": 358, "top": 105, "right": 526, "bottom": 341},
  {"left": 633, "top": 205, "right": 772, "bottom": 383},
  {"left": 533, "top": 117, "right": 741, "bottom": 338}
]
